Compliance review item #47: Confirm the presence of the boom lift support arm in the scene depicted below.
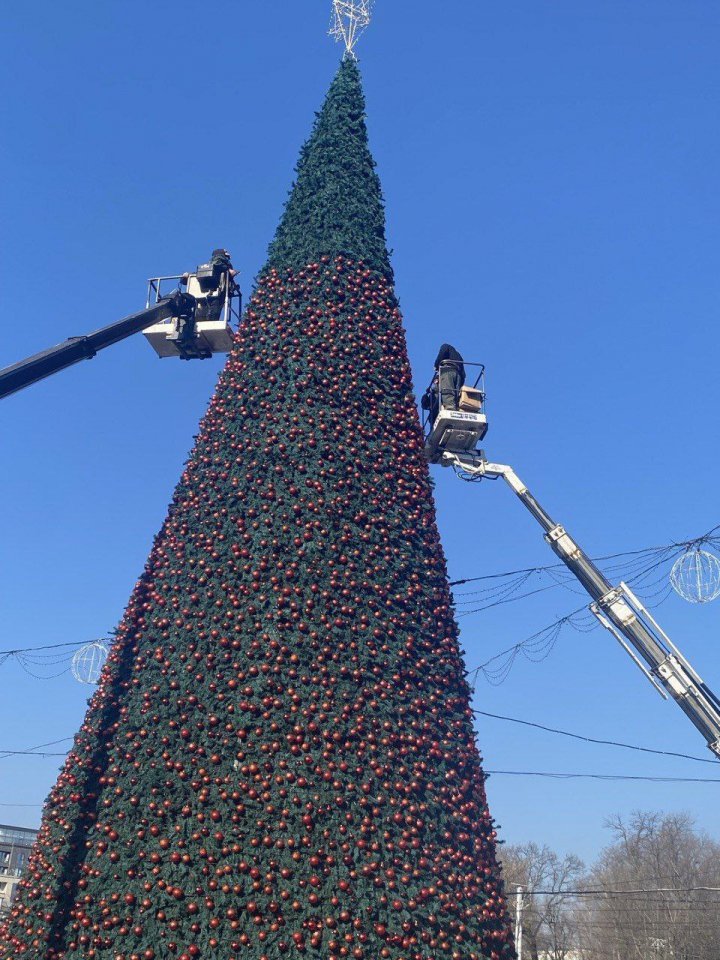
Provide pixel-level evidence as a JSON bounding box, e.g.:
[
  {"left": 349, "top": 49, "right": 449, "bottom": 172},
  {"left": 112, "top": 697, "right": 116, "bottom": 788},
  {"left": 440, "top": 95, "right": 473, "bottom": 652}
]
[
  {"left": 443, "top": 450, "right": 720, "bottom": 759},
  {"left": 0, "top": 248, "right": 241, "bottom": 401},
  {"left": 0, "top": 293, "right": 196, "bottom": 400}
]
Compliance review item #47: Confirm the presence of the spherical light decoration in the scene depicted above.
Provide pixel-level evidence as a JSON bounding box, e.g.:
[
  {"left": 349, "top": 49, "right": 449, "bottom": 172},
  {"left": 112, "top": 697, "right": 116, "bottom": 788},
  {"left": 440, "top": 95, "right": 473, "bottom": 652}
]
[
  {"left": 71, "top": 641, "right": 109, "bottom": 684},
  {"left": 670, "top": 549, "right": 720, "bottom": 604}
]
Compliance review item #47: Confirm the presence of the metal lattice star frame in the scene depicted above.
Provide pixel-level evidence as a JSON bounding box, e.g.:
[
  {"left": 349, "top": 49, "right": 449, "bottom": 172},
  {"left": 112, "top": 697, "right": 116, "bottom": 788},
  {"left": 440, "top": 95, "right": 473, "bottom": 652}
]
[{"left": 329, "top": 0, "right": 373, "bottom": 58}]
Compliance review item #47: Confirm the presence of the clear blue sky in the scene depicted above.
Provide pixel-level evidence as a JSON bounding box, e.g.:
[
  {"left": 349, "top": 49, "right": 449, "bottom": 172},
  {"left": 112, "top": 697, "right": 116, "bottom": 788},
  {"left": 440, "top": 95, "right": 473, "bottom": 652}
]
[{"left": 1, "top": 1, "right": 719, "bottom": 865}]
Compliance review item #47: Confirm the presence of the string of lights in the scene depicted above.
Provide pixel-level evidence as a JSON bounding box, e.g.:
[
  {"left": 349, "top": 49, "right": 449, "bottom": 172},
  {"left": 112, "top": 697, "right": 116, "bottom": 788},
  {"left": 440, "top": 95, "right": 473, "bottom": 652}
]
[
  {"left": 0, "top": 640, "right": 88, "bottom": 656},
  {"left": 465, "top": 536, "right": 711, "bottom": 686},
  {"left": 453, "top": 537, "right": 698, "bottom": 617},
  {"left": 450, "top": 523, "right": 720, "bottom": 589},
  {"left": 0, "top": 737, "right": 73, "bottom": 760},
  {"left": 0, "top": 638, "right": 110, "bottom": 679},
  {"left": 467, "top": 605, "right": 589, "bottom": 687},
  {"left": 1, "top": 526, "right": 718, "bottom": 686}
]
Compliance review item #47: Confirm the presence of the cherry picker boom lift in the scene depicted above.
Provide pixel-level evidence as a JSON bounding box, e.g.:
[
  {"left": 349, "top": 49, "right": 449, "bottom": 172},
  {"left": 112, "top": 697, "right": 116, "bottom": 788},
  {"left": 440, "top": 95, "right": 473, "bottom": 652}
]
[
  {"left": 0, "top": 249, "right": 241, "bottom": 401},
  {"left": 423, "top": 362, "right": 720, "bottom": 759}
]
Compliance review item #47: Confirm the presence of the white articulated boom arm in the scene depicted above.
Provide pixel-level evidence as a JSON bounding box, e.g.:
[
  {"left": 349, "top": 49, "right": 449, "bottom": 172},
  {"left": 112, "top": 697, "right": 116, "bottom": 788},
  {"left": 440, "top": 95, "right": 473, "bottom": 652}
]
[{"left": 443, "top": 451, "right": 720, "bottom": 759}]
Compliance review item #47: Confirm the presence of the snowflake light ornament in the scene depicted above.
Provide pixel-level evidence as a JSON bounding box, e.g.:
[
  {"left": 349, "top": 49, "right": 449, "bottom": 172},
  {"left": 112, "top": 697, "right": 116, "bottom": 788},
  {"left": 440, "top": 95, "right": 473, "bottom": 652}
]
[{"left": 329, "top": 0, "right": 373, "bottom": 58}]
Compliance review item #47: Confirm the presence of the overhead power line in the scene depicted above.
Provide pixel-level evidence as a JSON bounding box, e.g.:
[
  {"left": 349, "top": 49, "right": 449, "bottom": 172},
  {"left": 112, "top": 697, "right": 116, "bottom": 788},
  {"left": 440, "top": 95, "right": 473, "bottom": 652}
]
[
  {"left": 473, "top": 708, "right": 719, "bottom": 764},
  {"left": 0, "top": 802, "right": 43, "bottom": 807},
  {"left": 505, "top": 886, "right": 720, "bottom": 897},
  {"left": 568, "top": 910, "right": 720, "bottom": 915},
  {"left": 485, "top": 770, "right": 720, "bottom": 783},
  {"left": 5, "top": 736, "right": 718, "bottom": 785}
]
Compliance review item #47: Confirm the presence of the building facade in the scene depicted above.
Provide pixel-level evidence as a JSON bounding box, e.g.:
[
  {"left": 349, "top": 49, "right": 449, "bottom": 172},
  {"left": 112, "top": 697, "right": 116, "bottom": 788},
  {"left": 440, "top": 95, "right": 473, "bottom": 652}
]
[{"left": 0, "top": 826, "right": 37, "bottom": 916}]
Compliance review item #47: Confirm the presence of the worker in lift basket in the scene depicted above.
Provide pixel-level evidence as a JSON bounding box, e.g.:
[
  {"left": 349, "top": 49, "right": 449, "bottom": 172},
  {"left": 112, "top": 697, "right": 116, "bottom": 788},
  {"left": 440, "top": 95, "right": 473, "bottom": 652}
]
[
  {"left": 210, "top": 248, "right": 233, "bottom": 281},
  {"left": 421, "top": 343, "right": 466, "bottom": 423},
  {"left": 200, "top": 249, "right": 237, "bottom": 324},
  {"left": 434, "top": 343, "right": 465, "bottom": 411}
]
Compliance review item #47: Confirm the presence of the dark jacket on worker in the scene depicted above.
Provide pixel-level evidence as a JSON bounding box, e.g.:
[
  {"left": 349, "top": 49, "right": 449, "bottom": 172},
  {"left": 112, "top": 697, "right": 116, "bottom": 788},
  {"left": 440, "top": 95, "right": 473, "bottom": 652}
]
[
  {"left": 432, "top": 344, "right": 465, "bottom": 411},
  {"left": 434, "top": 343, "right": 465, "bottom": 382}
]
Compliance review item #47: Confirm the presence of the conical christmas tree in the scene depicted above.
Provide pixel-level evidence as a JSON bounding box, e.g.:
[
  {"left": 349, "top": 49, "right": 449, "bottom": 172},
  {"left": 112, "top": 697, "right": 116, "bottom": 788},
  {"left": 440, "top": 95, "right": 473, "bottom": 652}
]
[{"left": 1, "top": 59, "right": 514, "bottom": 960}]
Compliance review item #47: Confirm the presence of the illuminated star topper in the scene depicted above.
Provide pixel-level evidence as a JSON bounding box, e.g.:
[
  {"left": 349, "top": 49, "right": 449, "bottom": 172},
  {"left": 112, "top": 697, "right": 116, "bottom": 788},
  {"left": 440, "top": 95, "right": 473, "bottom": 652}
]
[{"left": 329, "top": 0, "right": 373, "bottom": 58}]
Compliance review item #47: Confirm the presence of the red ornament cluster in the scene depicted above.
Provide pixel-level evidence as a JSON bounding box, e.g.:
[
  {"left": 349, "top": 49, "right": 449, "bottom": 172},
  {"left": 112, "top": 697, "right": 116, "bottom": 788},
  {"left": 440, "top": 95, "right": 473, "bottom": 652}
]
[{"left": 0, "top": 257, "right": 514, "bottom": 960}]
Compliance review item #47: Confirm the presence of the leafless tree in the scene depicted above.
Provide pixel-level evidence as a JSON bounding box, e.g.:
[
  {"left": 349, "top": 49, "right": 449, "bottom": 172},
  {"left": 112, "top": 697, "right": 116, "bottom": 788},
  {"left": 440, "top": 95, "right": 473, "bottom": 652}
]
[
  {"left": 575, "top": 811, "right": 720, "bottom": 960},
  {"left": 499, "top": 842, "right": 584, "bottom": 960}
]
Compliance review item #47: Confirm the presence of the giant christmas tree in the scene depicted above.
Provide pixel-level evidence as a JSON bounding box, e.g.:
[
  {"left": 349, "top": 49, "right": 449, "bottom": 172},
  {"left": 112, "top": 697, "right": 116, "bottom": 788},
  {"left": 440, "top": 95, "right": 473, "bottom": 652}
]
[{"left": 0, "top": 59, "right": 514, "bottom": 960}]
